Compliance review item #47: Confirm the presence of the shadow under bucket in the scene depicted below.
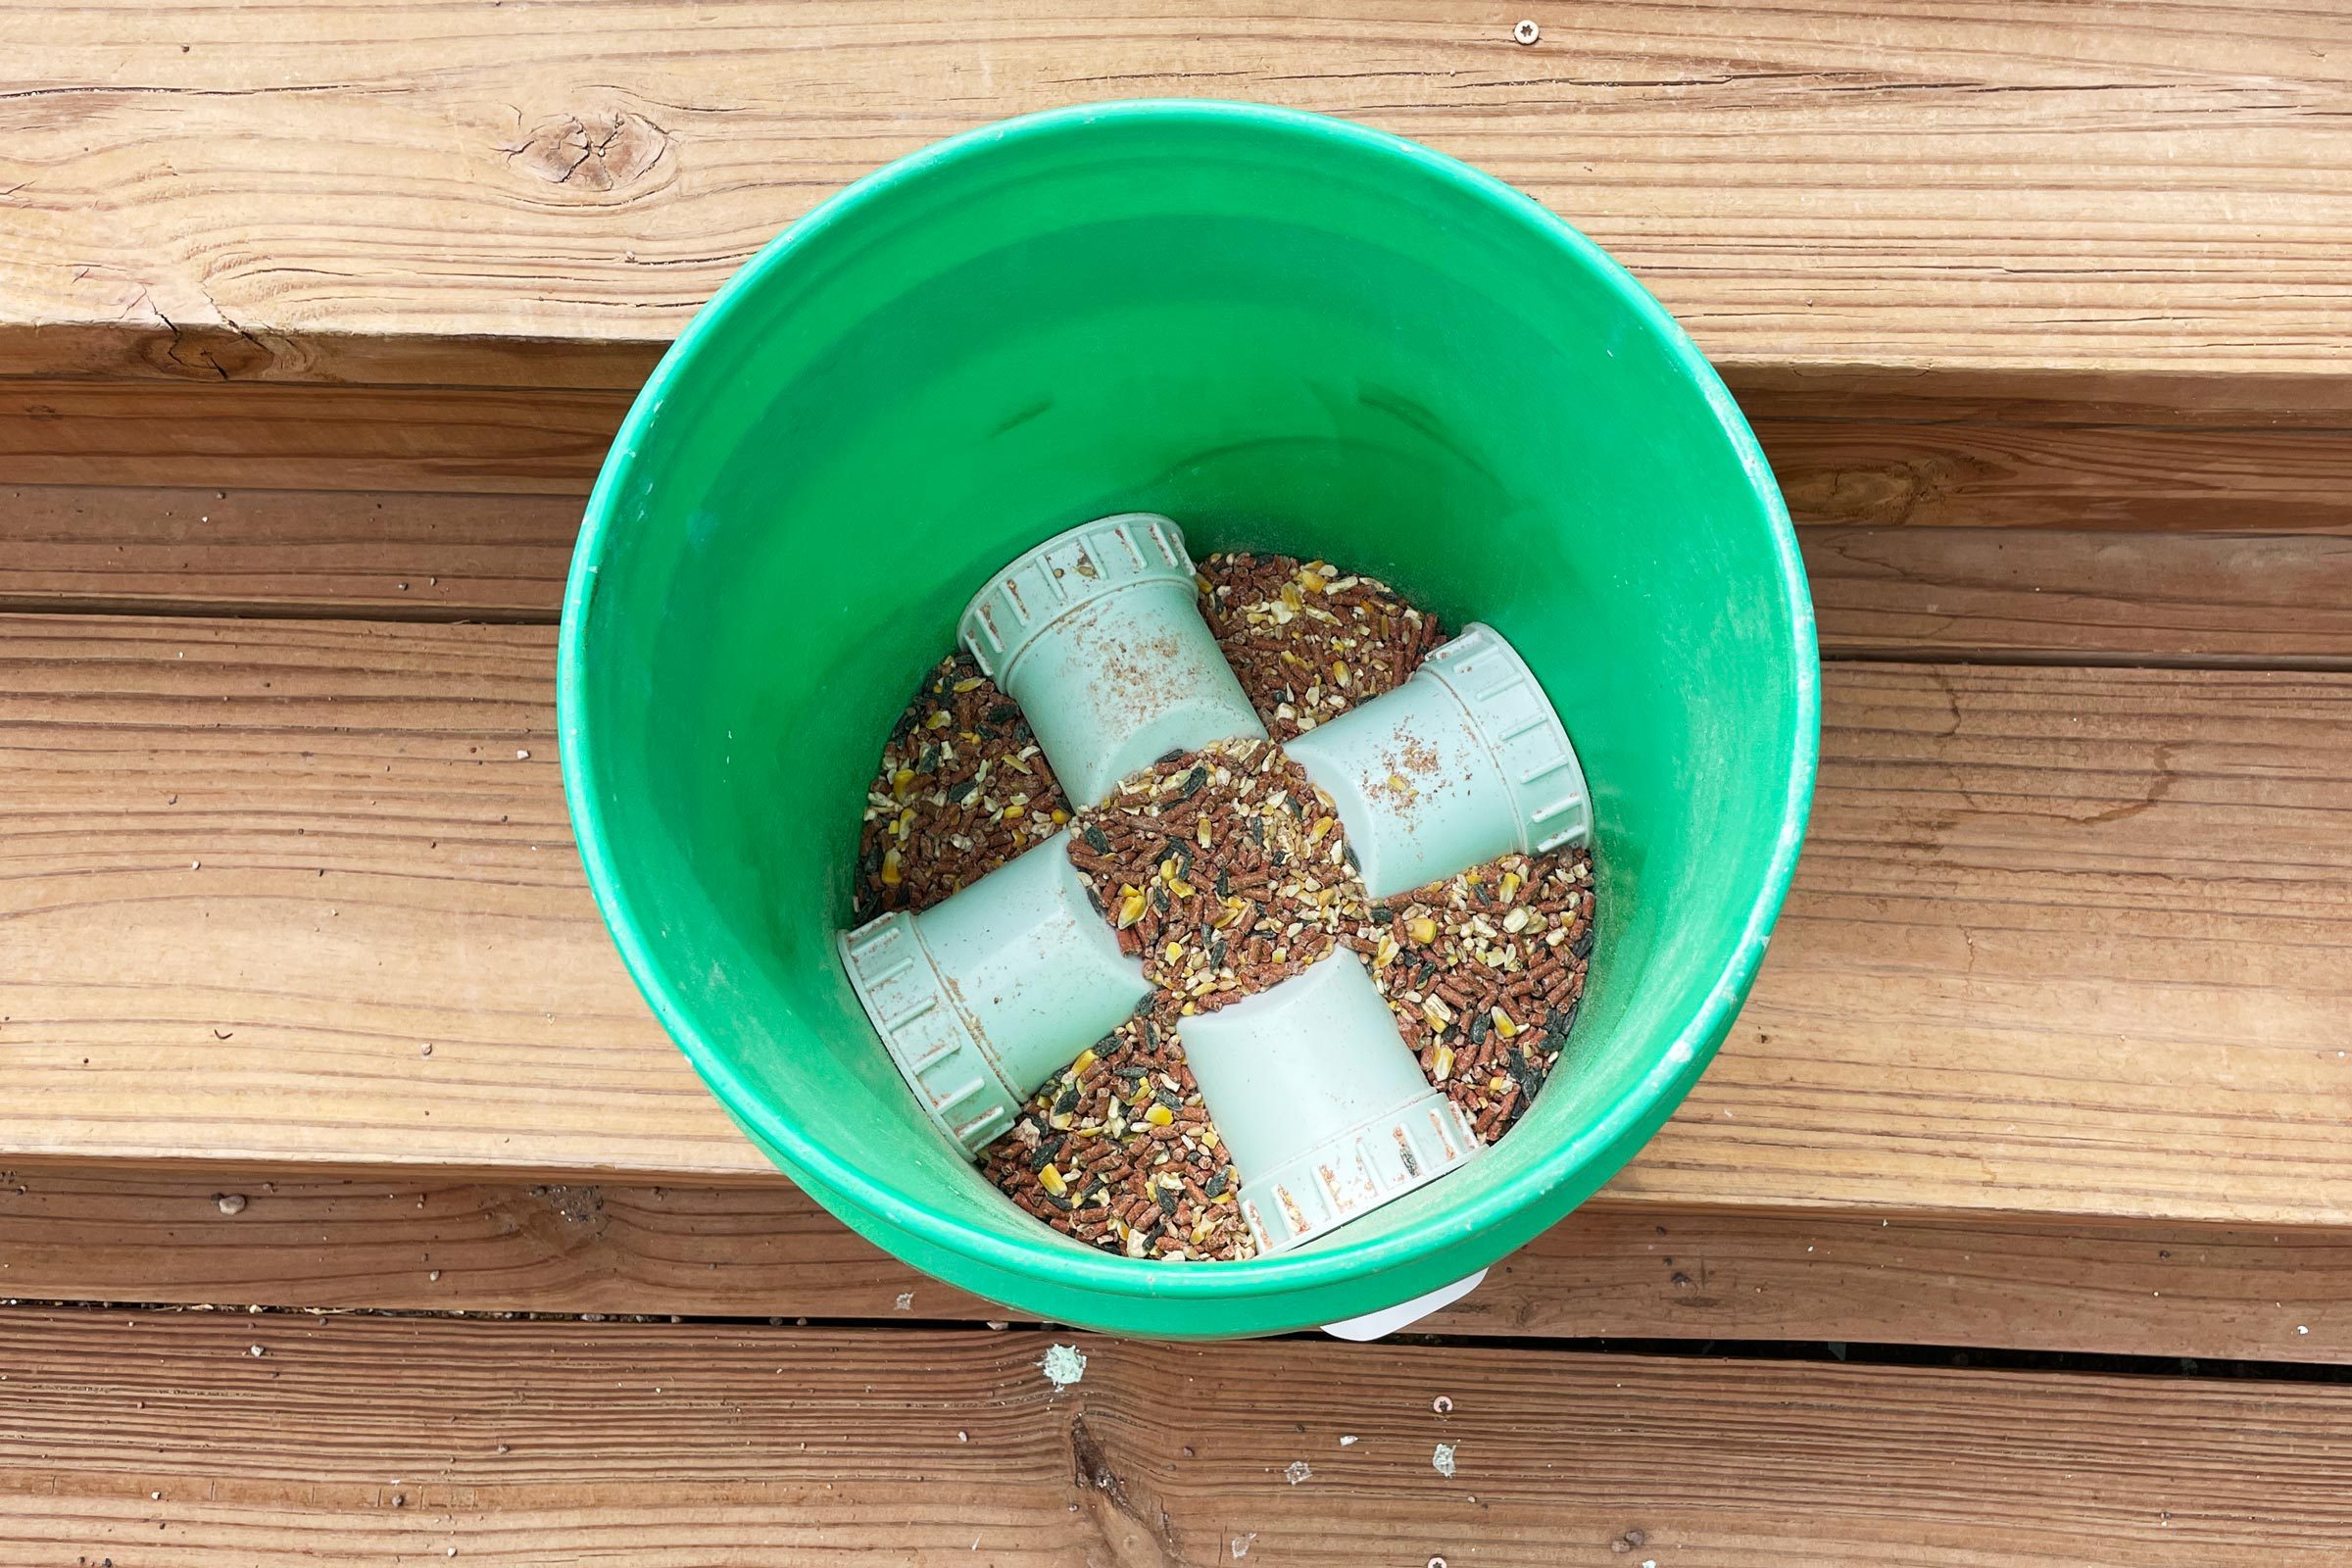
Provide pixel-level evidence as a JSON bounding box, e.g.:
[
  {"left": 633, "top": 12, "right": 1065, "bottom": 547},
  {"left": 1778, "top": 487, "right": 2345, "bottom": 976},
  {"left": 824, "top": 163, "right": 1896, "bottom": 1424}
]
[{"left": 558, "top": 100, "right": 1820, "bottom": 1339}]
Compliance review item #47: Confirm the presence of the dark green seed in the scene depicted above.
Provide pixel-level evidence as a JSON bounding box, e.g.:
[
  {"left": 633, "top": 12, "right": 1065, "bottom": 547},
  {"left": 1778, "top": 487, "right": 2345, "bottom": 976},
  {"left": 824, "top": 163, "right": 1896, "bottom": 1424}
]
[
  {"left": 1178, "top": 766, "right": 1208, "bottom": 799},
  {"left": 1571, "top": 928, "right": 1594, "bottom": 960},
  {"left": 1082, "top": 823, "right": 1111, "bottom": 855},
  {"left": 1203, "top": 1169, "right": 1230, "bottom": 1198}
]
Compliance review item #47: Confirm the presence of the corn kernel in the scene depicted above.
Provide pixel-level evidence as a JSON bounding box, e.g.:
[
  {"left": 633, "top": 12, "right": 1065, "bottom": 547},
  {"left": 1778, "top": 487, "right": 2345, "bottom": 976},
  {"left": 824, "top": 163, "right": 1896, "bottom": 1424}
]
[
  {"left": 1145, "top": 1103, "right": 1175, "bottom": 1127},
  {"left": 1492, "top": 1005, "right": 1519, "bottom": 1038},
  {"left": 879, "top": 848, "right": 903, "bottom": 886},
  {"left": 1432, "top": 1043, "right": 1455, "bottom": 1081},
  {"left": 953, "top": 676, "right": 984, "bottom": 693},
  {"left": 1070, "top": 1047, "right": 1099, "bottom": 1076},
  {"left": 1405, "top": 915, "right": 1439, "bottom": 945},
  {"left": 1037, "top": 1164, "right": 1067, "bottom": 1197}
]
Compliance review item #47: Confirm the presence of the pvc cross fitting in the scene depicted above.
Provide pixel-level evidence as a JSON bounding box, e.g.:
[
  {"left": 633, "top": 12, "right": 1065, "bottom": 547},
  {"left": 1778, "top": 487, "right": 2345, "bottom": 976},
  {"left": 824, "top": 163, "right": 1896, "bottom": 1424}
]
[
  {"left": 1283, "top": 622, "right": 1592, "bottom": 902},
  {"left": 957, "top": 514, "right": 1265, "bottom": 806},
  {"left": 1178, "top": 947, "right": 1482, "bottom": 1254},
  {"left": 839, "top": 828, "right": 1152, "bottom": 1152}
]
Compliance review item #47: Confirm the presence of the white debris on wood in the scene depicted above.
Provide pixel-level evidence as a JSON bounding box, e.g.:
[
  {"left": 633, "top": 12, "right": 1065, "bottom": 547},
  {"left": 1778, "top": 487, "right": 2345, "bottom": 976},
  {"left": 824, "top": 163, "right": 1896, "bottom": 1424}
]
[
  {"left": 1432, "top": 1442, "right": 1457, "bottom": 1478},
  {"left": 1284, "top": 1460, "right": 1312, "bottom": 1485},
  {"left": 1039, "top": 1343, "right": 1087, "bottom": 1388}
]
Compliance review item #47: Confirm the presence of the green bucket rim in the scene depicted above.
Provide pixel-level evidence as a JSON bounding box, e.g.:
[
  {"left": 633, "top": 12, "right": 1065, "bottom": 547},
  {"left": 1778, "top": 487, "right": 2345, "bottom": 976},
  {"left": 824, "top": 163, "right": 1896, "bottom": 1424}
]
[{"left": 557, "top": 98, "right": 1821, "bottom": 1306}]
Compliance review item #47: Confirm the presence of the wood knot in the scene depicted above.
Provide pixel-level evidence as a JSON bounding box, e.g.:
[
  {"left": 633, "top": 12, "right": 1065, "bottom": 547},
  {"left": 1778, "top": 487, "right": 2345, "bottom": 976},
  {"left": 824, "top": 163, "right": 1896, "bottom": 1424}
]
[{"left": 507, "top": 110, "right": 669, "bottom": 191}]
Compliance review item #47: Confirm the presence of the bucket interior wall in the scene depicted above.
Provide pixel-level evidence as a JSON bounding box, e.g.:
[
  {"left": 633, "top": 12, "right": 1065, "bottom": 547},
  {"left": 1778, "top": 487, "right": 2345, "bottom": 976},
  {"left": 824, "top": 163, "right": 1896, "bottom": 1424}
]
[{"left": 566, "top": 106, "right": 1815, "bottom": 1337}]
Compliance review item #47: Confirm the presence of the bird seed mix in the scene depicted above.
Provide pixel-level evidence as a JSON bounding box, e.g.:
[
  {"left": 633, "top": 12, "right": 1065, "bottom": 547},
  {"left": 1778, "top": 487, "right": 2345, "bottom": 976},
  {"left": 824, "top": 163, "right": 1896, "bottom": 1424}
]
[
  {"left": 1346, "top": 848, "right": 1596, "bottom": 1141},
  {"left": 862, "top": 555, "right": 1596, "bottom": 1262},
  {"left": 1197, "top": 552, "right": 1447, "bottom": 742},
  {"left": 978, "top": 1003, "right": 1256, "bottom": 1261},
  {"left": 1065, "top": 737, "right": 1369, "bottom": 1014},
  {"left": 853, "top": 653, "right": 1071, "bottom": 921}
]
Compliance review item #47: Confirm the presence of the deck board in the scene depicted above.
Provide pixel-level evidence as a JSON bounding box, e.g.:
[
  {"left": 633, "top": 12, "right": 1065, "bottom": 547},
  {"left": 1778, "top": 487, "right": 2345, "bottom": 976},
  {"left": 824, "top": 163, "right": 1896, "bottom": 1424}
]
[
  {"left": 5, "top": 1, "right": 2348, "bottom": 380},
  {"left": 1, "top": 613, "right": 2346, "bottom": 1230},
  {"left": 7, "top": 486, "right": 2352, "bottom": 670},
  {"left": 0, "top": 1168, "right": 2346, "bottom": 1364},
  {"left": 1, "top": 1307, "right": 2347, "bottom": 1566},
  {"left": 4, "top": 2, "right": 2351, "bottom": 523}
]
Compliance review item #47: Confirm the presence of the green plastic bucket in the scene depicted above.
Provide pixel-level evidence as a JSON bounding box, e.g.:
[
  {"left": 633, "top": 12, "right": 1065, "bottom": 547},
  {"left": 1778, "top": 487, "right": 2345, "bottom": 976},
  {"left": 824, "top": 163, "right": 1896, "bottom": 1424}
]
[{"left": 559, "top": 101, "right": 1819, "bottom": 1339}]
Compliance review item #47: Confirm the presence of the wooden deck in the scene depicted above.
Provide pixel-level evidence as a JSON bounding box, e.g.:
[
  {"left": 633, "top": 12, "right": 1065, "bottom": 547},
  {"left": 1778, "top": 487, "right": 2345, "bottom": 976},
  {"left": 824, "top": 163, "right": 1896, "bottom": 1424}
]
[{"left": 3, "top": 2, "right": 2350, "bottom": 1561}]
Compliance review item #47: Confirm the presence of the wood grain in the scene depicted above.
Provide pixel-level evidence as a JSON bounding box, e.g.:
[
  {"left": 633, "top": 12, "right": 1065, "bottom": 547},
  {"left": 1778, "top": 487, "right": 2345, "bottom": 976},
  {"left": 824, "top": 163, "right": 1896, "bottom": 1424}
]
[
  {"left": 4, "top": 3, "right": 2351, "bottom": 526},
  {"left": 2, "top": 1307, "right": 2348, "bottom": 1566},
  {"left": 12, "top": 485, "right": 2352, "bottom": 668},
  {"left": 0, "top": 376, "right": 627, "bottom": 493},
  {"left": 2, "top": 1167, "right": 2347, "bottom": 1364},
  {"left": 0, "top": 483, "right": 584, "bottom": 619},
  {"left": 1733, "top": 367, "right": 2352, "bottom": 532},
  {"left": 1802, "top": 529, "right": 2352, "bottom": 667},
  {"left": 2, "top": 613, "right": 2348, "bottom": 1231},
  {"left": 11, "top": 375, "right": 2352, "bottom": 533},
  {"left": 3, "top": 0, "right": 2348, "bottom": 380}
]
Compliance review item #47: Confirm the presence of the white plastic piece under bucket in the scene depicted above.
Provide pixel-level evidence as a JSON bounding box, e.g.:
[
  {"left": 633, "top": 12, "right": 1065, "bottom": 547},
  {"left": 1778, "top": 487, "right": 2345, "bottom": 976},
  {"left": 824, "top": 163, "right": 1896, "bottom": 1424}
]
[
  {"left": 1321, "top": 1267, "right": 1489, "bottom": 1341},
  {"left": 1179, "top": 947, "right": 1482, "bottom": 1254},
  {"left": 958, "top": 514, "right": 1264, "bottom": 806},
  {"left": 840, "top": 830, "right": 1151, "bottom": 1153},
  {"left": 1283, "top": 622, "right": 1591, "bottom": 902}
]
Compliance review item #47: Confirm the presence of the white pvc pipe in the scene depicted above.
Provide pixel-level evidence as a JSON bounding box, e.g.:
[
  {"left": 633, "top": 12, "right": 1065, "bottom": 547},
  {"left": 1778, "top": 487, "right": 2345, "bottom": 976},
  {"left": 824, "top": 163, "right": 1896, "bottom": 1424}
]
[
  {"left": 958, "top": 514, "right": 1265, "bottom": 806},
  {"left": 1284, "top": 622, "right": 1591, "bottom": 902},
  {"left": 840, "top": 829, "right": 1151, "bottom": 1152},
  {"left": 1178, "top": 947, "right": 1482, "bottom": 1253}
]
